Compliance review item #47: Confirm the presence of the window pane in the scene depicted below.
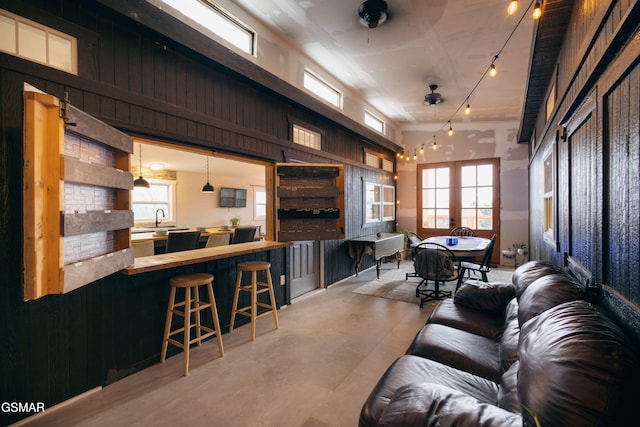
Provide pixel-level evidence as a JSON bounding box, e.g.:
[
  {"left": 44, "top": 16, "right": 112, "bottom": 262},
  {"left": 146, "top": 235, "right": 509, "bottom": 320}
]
[
  {"left": 366, "top": 183, "right": 380, "bottom": 202},
  {"left": 255, "top": 205, "right": 266, "bottom": 217},
  {"left": 367, "top": 203, "right": 381, "bottom": 221},
  {"left": 364, "top": 111, "right": 384, "bottom": 134},
  {"left": 435, "top": 209, "right": 449, "bottom": 228},
  {"left": 423, "top": 210, "right": 435, "bottom": 228},
  {"left": 383, "top": 204, "right": 394, "bottom": 218},
  {"left": 383, "top": 185, "right": 394, "bottom": 202},
  {"left": 461, "top": 209, "right": 476, "bottom": 228},
  {"left": 133, "top": 203, "right": 170, "bottom": 221},
  {"left": 0, "top": 15, "right": 16, "bottom": 54},
  {"left": 48, "top": 32, "right": 73, "bottom": 71},
  {"left": 477, "top": 164, "right": 493, "bottom": 186},
  {"left": 477, "top": 187, "right": 493, "bottom": 208},
  {"left": 423, "top": 169, "right": 435, "bottom": 188},
  {"left": 304, "top": 70, "right": 342, "bottom": 108},
  {"left": 423, "top": 189, "right": 435, "bottom": 209},
  {"left": 461, "top": 166, "right": 476, "bottom": 187},
  {"left": 18, "top": 22, "right": 46, "bottom": 63}
]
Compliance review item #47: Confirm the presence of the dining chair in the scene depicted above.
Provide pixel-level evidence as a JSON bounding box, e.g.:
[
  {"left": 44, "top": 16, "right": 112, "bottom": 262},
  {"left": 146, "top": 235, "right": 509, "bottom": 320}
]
[
  {"left": 165, "top": 231, "right": 201, "bottom": 253},
  {"left": 412, "top": 242, "right": 460, "bottom": 307},
  {"left": 231, "top": 226, "right": 258, "bottom": 244},
  {"left": 205, "top": 233, "right": 230, "bottom": 247},
  {"left": 450, "top": 226, "right": 477, "bottom": 237},
  {"left": 405, "top": 231, "right": 423, "bottom": 280},
  {"left": 456, "top": 234, "right": 497, "bottom": 291}
]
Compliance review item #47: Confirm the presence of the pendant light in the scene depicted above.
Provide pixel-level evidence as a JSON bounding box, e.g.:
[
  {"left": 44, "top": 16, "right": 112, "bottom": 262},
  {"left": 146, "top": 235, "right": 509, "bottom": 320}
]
[
  {"left": 201, "top": 155, "right": 215, "bottom": 193},
  {"left": 133, "top": 143, "right": 150, "bottom": 188}
]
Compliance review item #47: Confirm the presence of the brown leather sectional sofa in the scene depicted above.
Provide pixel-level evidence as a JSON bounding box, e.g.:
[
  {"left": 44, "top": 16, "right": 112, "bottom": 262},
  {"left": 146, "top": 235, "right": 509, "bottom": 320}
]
[{"left": 359, "top": 260, "right": 640, "bottom": 426}]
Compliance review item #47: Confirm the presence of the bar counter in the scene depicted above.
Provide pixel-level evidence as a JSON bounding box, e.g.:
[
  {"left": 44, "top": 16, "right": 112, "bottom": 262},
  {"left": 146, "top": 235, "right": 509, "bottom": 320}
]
[{"left": 121, "top": 240, "right": 292, "bottom": 275}]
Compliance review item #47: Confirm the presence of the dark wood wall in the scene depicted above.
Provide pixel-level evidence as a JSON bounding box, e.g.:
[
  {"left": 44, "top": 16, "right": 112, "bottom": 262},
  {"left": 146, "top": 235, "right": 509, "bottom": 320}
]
[
  {"left": 0, "top": 0, "right": 397, "bottom": 423},
  {"left": 528, "top": 0, "right": 640, "bottom": 307}
]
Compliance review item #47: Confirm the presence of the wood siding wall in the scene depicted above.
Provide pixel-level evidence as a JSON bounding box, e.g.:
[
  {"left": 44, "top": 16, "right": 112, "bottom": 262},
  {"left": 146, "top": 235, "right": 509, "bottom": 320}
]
[
  {"left": 529, "top": 0, "right": 640, "bottom": 307},
  {"left": 0, "top": 1, "right": 397, "bottom": 422}
]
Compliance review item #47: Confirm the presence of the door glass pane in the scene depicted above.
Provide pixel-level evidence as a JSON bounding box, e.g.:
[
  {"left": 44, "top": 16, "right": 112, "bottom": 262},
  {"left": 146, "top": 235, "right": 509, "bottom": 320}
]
[
  {"left": 435, "top": 189, "right": 449, "bottom": 208},
  {"left": 477, "top": 187, "right": 493, "bottom": 208},
  {"left": 461, "top": 166, "right": 476, "bottom": 187},
  {"left": 423, "top": 210, "right": 435, "bottom": 228},
  {"left": 477, "top": 164, "right": 493, "bottom": 186},
  {"left": 461, "top": 188, "right": 476, "bottom": 208},
  {"left": 435, "top": 209, "right": 449, "bottom": 228},
  {"left": 461, "top": 209, "right": 476, "bottom": 228},
  {"left": 423, "top": 189, "right": 435, "bottom": 208},
  {"left": 423, "top": 169, "right": 435, "bottom": 188},
  {"left": 478, "top": 208, "right": 493, "bottom": 229},
  {"left": 435, "top": 168, "right": 449, "bottom": 188}
]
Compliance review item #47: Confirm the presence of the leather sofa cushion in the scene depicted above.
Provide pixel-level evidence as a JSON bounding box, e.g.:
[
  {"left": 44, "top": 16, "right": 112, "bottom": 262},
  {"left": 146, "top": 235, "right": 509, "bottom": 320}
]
[
  {"left": 406, "top": 324, "right": 501, "bottom": 382},
  {"left": 359, "top": 355, "right": 499, "bottom": 427},
  {"left": 497, "top": 361, "right": 520, "bottom": 413},
  {"left": 518, "top": 274, "right": 583, "bottom": 326},
  {"left": 499, "top": 314, "right": 520, "bottom": 371},
  {"left": 427, "top": 299, "right": 504, "bottom": 339},
  {"left": 518, "top": 300, "right": 640, "bottom": 426},
  {"left": 512, "top": 260, "right": 565, "bottom": 298},
  {"left": 453, "top": 280, "right": 515, "bottom": 314},
  {"left": 378, "top": 383, "right": 522, "bottom": 427}
]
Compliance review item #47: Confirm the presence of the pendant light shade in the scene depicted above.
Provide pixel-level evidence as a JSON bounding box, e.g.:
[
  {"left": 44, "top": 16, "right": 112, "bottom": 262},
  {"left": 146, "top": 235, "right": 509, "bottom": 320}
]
[
  {"left": 202, "top": 156, "right": 215, "bottom": 193},
  {"left": 133, "top": 143, "right": 150, "bottom": 188}
]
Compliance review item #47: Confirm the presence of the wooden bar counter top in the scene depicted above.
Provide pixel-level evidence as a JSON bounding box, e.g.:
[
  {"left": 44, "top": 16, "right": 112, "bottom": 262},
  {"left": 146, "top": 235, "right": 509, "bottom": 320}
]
[{"left": 121, "top": 240, "right": 292, "bottom": 275}]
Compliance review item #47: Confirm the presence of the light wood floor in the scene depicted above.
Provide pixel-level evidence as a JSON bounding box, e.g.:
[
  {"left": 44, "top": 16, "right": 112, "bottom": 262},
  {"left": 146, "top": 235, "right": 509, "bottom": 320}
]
[{"left": 16, "top": 263, "right": 431, "bottom": 427}]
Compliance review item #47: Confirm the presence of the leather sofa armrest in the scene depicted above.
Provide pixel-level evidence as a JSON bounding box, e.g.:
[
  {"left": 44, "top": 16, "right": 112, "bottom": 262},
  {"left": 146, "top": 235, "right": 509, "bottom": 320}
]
[{"left": 378, "top": 383, "right": 521, "bottom": 427}]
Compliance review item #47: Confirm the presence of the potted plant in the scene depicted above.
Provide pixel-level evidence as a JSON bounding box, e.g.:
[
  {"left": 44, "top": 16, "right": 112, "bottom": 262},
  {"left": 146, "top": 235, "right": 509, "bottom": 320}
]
[
  {"left": 230, "top": 215, "right": 240, "bottom": 227},
  {"left": 514, "top": 243, "right": 527, "bottom": 255}
]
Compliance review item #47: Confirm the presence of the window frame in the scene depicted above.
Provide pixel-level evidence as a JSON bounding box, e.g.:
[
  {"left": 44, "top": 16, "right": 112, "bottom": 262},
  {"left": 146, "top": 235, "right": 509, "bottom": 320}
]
[
  {"left": 303, "top": 69, "right": 343, "bottom": 109},
  {"left": 132, "top": 178, "right": 177, "bottom": 226},
  {"left": 542, "top": 141, "right": 558, "bottom": 250},
  {"left": 364, "top": 110, "right": 385, "bottom": 134},
  {"left": 364, "top": 181, "right": 395, "bottom": 225}
]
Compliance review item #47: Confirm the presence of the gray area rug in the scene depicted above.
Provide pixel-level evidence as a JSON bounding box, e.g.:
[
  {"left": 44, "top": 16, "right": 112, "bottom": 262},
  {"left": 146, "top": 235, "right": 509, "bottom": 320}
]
[{"left": 353, "top": 260, "right": 515, "bottom": 305}]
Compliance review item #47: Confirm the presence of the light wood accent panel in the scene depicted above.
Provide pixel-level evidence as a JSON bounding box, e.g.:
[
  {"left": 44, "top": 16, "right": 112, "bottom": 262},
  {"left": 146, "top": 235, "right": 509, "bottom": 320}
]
[
  {"left": 62, "top": 211, "right": 134, "bottom": 236},
  {"left": 63, "top": 155, "right": 133, "bottom": 189},
  {"left": 23, "top": 91, "right": 64, "bottom": 300}
]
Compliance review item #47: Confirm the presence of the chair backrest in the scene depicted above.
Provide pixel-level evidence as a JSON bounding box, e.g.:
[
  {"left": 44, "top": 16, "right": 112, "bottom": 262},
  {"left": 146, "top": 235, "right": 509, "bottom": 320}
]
[
  {"left": 165, "top": 231, "right": 201, "bottom": 253},
  {"left": 231, "top": 226, "right": 258, "bottom": 244},
  {"left": 205, "top": 233, "right": 230, "bottom": 248},
  {"left": 450, "top": 226, "right": 477, "bottom": 237},
  {"left": 479, "top": 234, "right": 497, "bottom": 268},
  {"left": 132, "top": 240, "right": 154, "bottom": 257},
  {"left": 413, "top": 242, "right": 459, "bottom": 282}
]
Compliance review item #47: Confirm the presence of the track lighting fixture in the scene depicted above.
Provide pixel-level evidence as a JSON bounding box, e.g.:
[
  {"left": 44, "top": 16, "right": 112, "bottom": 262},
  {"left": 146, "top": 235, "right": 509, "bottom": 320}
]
[
  {"left": 201, "top": 155, "right": 215, "bottom": 193},
  {"left": 507, "top": 0, "right": 518, "bottom": 15},
  {"left": 133, "top": 143, "right": 150, "bottom": 189}
]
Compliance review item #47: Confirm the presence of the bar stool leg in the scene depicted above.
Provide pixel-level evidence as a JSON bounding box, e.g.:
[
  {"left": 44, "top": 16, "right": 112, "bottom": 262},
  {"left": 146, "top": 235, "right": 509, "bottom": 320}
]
[
  {"left": 266, "top": 266, "right": 279, "bottom": 329},
  {"left": 251, "top": 270, "right": 257, "bottom": 341},
  {"left": 229, "top": 270, "right": 242, "bottom": 332},
  {"left": 206, "top": 282, "right": 224, "bottom": 356},
  {"left": 161, "top": 286, "right": 177, "bottom": 363},
  {"left": 183, "top": 286, "right": 191, "bottom": 376},
  {"left": 194, "top": 286, "right": 202, "bottom": 347}
]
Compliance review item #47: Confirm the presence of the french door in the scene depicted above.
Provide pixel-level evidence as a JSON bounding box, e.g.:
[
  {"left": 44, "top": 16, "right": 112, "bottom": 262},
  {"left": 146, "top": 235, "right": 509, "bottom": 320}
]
[{"left": 417, "top": 158, "right": 500, "bottom": 261}]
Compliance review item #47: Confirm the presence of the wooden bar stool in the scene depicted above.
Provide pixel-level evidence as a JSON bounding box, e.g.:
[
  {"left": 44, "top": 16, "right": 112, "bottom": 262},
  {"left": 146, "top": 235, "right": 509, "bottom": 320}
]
[
  {"left": 161, "top": 272, "right": 224, "bottom": 375},
  {"left": 229, "top": 261, "right": 279, "bottom": 341}
]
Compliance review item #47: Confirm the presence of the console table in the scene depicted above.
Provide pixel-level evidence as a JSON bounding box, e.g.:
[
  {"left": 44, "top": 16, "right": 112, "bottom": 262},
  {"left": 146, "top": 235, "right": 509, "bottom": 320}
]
[{"left": 348, "top": 233, "right": 404, "bottom": 278}]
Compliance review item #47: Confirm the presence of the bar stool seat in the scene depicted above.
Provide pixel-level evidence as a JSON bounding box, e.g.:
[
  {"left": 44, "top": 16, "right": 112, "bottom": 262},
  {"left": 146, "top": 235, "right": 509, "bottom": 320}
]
[
  {"left": 229, "top": 261, "right": 279, "bottom": 341},
  {"left": 161, "top": 272, "right": 224, "bottom": 375}
]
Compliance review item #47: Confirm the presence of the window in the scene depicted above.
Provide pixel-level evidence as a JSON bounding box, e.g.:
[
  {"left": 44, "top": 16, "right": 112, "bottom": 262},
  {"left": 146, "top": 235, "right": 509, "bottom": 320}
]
[
  {"left": 364, "top": 110, "right": 385, "bottom": 134},
  {"left": 153, "top": 0, "right": 256, "bottom": 56},
  {"left": 303, "top": 69, "right": 342, "bottom": 108},
  {"left": 421, "top": 167, "right": 451, "bottom": 229},
  {"left": 254, "top": 186, "right": 266, "bottom": 220},
  {"left": 364, "top": 182, "right": 395, "bottom": 223},
  {"left": 382, "top": 159, "right": 394, "bottom": 173},
  {"left": 0, "top": 8, "right": 77, "bottom": 74},
  {"left": 132, "top": 180, "right": 176, "bottom": 224},
  {"left": 292, "top": 124, "right": 322, "bottom": 150},
  {"left": 365, "top": 152, "right": 380, "bottom": 168},
  {"left": 543, "top": 145, "right": 554, "bottom": 240}
]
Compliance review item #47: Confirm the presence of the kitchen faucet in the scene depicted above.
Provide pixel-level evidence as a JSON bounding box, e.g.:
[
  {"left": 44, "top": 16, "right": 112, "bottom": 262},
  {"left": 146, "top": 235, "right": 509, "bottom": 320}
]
[{"left": 155, "top": 208, "right": 166, "bottom": 228}]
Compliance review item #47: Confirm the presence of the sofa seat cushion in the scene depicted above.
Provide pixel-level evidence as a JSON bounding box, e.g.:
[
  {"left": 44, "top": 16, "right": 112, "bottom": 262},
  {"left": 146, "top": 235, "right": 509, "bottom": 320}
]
[
  {"left": 378, "top": 383, "right": 521, "bottom": 427},
  {"left": 427, "top": 298, "right": 505, "bottom": 339},
  {"left": 518, "top": 300, "right": 640, "bottom": 426},
  {"left": 497, "top": 361, "right": 520, "bottom": 413},
  {"left": 359, "top": 355, "right": 499, "bottom": 427},
  {"left": 406, "top": 324, "right": 502, "bottom": 381}
]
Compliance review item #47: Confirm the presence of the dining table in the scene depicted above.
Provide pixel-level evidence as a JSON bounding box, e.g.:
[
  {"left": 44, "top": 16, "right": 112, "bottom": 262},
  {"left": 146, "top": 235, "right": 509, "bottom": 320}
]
[{"left": 419, "top": 235, "right": 490, "bottom": 258}]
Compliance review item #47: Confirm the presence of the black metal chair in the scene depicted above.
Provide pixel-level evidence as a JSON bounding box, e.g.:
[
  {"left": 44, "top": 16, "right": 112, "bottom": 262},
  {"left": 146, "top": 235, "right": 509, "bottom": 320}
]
[
  {"left": 450, "top": 226, "right": 477, "bottom": 237},
  {"left": 405, "top": 231, "right": 424, "bottom": 280},
  {"left": 412, "top": 242, "right": 461, "bottom": 308},
  {"left": 165, "top": 231, "right": 201, "bottom": 253},
  {"left": 456, "top": 234, "right": 497, "bottom": 291},
  {"left": 231, "top": 226, "right": 258, "bottom": 244}
]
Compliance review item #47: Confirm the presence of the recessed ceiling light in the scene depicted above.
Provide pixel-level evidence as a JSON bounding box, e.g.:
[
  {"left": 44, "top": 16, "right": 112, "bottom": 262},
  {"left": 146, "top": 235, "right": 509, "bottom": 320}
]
[{"left": 149, "top": 163, "right": 164, "bottom": 170}]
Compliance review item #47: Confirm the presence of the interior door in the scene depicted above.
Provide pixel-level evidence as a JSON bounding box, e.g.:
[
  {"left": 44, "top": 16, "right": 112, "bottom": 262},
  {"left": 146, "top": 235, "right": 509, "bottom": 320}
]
[
  {"left": 418, "top": 159, "right": 500, "bottom": 263},
  {"left": 289, "top": 240, "right": 320, "bottom": 299}
]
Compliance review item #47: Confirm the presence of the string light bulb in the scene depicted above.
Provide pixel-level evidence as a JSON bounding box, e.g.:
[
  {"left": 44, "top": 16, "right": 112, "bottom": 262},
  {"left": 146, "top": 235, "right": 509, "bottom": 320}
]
[
  {"left": 465, "top": 100, "right": 471, "bottom": 115},
  {"left": 507, "top": 0, "right": 518, "bottom": 15},
  {"left": 489, "top": 63, "right": 497, "bottom": 77},
  {"left": 413, "top": 152, "right": 417, "bottom": 160},
  {"left": 432, "top": 135, "right": 437, "bottom": 150},
  {"left": 532, "top": 2, "right": 542, "bottom": 19},
  {"left": 448, "top": 121, "right": 453, "bottom": 136},
  {"left": 419, "top": 145, "right": 424, "bottom": 155}
]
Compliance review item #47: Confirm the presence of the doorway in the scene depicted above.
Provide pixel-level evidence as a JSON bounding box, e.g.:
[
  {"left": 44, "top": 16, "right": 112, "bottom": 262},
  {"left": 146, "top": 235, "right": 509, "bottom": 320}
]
[{"left": 289, "top": 240, "right": 321, "bottom": 299}]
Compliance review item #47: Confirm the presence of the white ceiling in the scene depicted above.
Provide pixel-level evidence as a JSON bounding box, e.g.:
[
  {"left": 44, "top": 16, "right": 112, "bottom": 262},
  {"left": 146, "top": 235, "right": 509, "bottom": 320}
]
[{"left": 233, "top": 0, "right": 535, "bottom": 126}]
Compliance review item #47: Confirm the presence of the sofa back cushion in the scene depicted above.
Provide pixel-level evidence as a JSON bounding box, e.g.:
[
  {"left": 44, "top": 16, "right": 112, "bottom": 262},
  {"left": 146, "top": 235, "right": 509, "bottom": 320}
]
[
  {"left": 517, "top": 274, "right": 583, "bottom": 327},
  {"left": 512, "top": 260, "right": 566, "bottom": 299},
  {"left": 453, "top": 280, "right": 515, "bottom": 314},
  {"left": 498, "top": 301, "right": 520, "bottom": 371},
  {"left": 518, "top": 300, "right": 640, "bottom": 426}
]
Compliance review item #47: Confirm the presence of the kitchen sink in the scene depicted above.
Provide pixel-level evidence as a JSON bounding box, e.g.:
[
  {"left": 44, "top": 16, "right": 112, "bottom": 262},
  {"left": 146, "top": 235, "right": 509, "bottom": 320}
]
[{"left": 131, "top": 225, "right": 190, "bottom": 233}]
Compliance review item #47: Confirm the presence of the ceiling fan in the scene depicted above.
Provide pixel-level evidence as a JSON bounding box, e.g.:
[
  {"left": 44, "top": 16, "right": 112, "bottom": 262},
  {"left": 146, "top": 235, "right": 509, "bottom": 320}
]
[
  {"left": 424, "top": 84, "right": 444, "bottom": 105},
  {"left": 358, "top": 0, "right": 389, "bottom": 29}
]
